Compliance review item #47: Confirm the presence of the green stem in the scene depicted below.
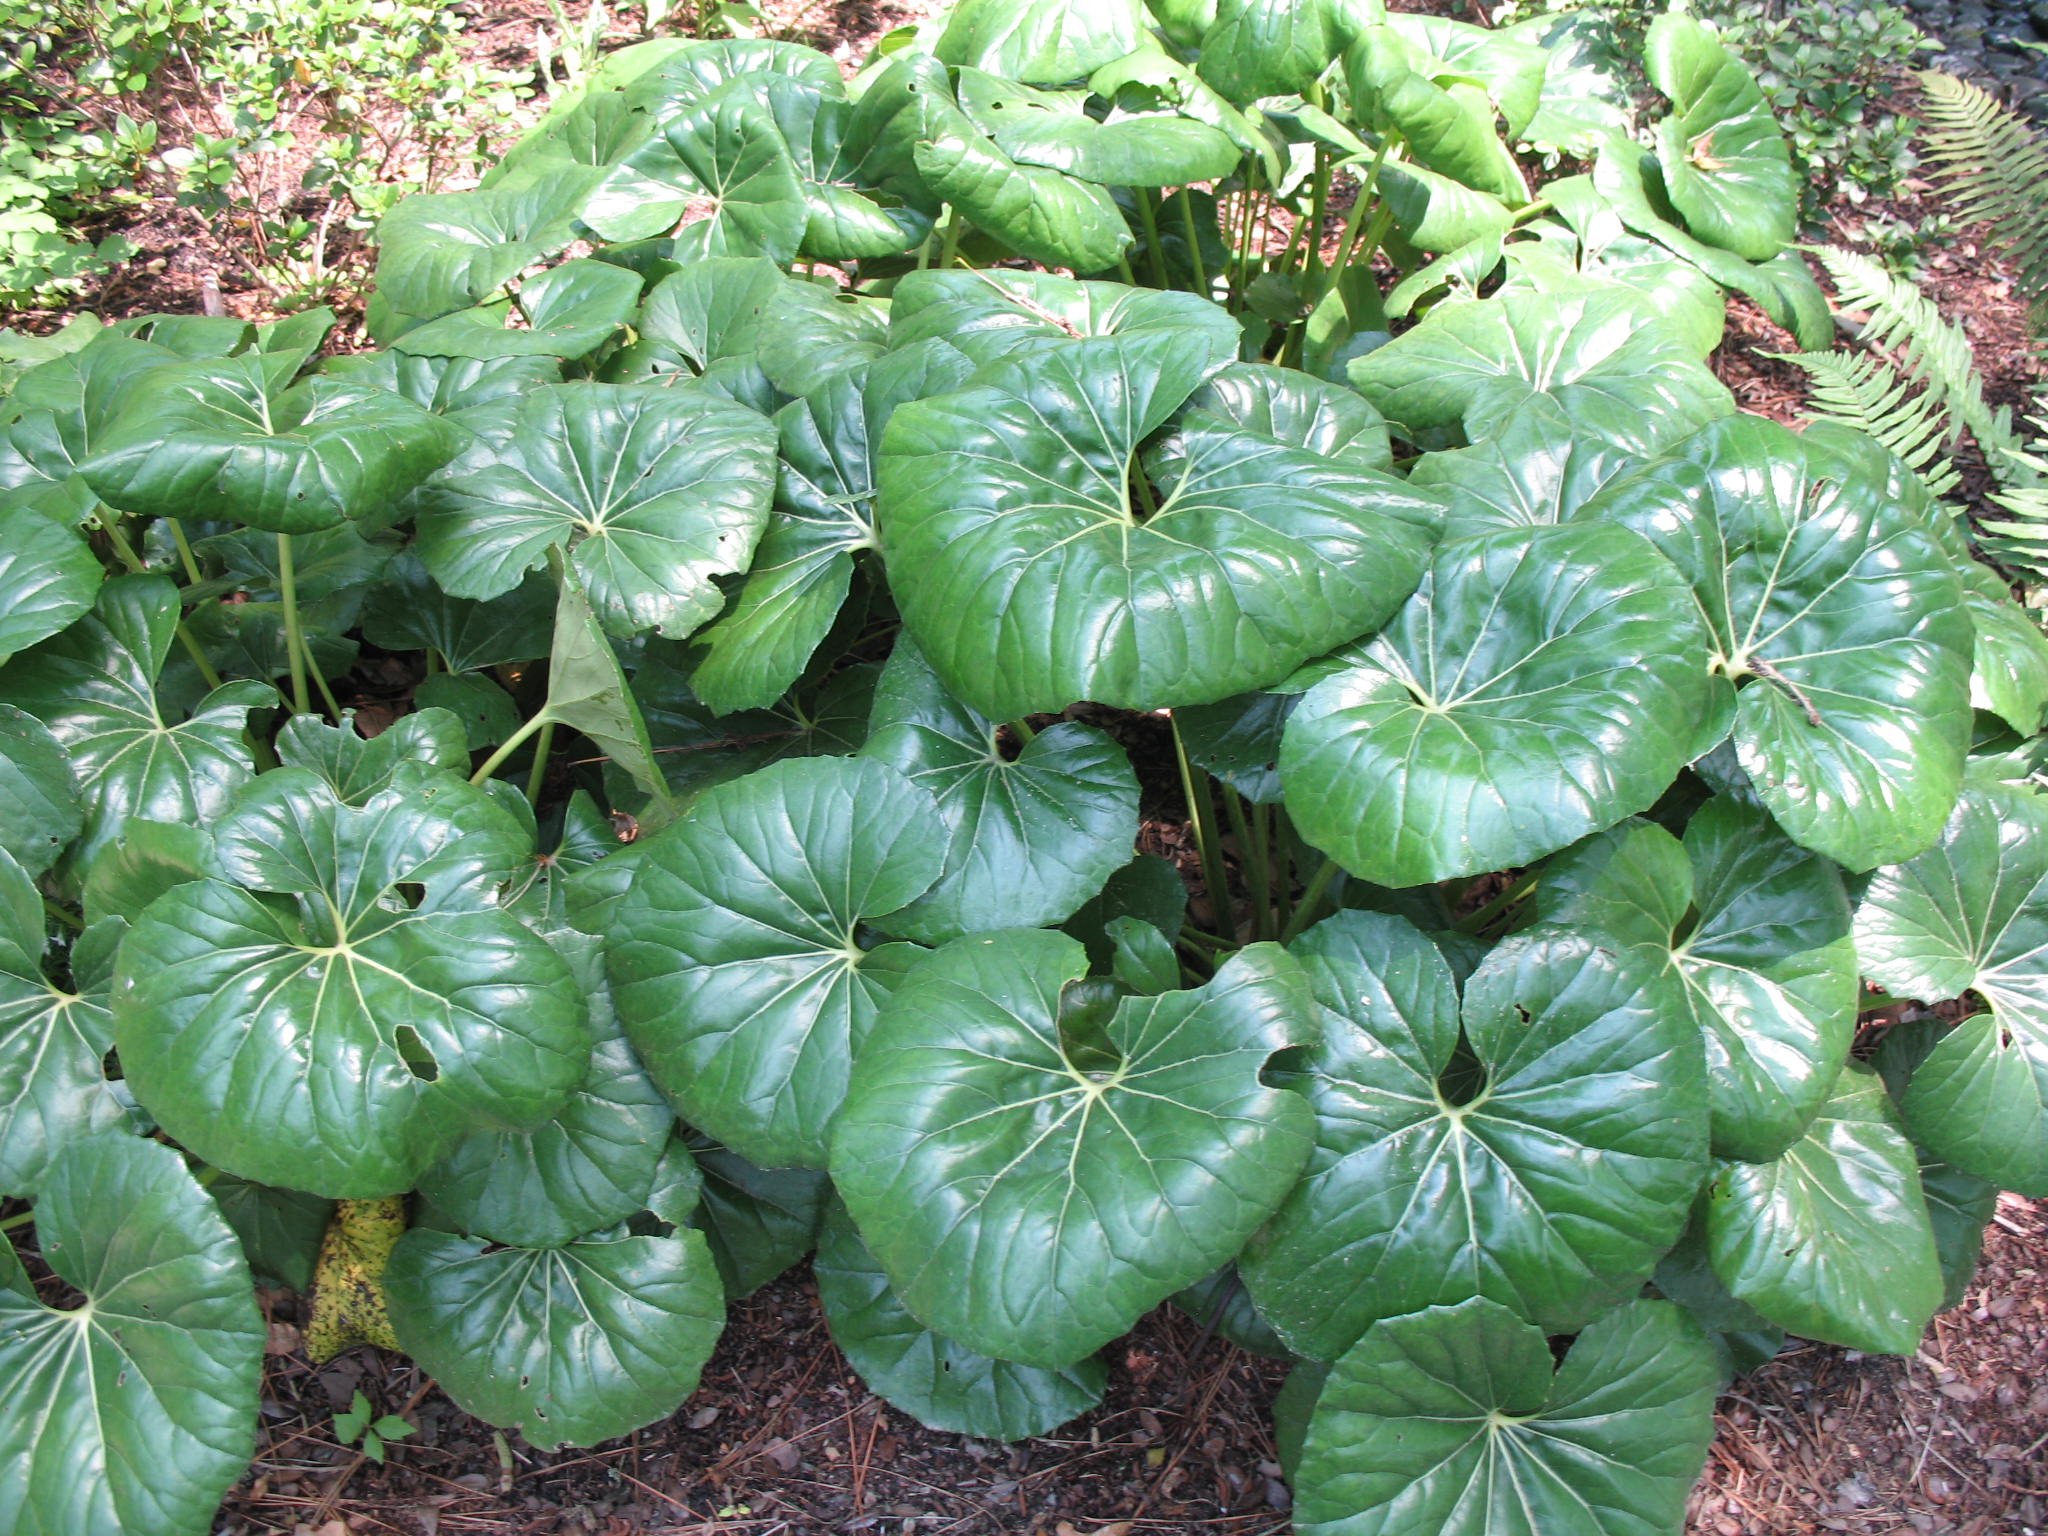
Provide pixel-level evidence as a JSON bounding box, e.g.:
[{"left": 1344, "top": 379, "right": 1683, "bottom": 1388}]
[
  {"left": 95, "top": 503, "right": 224, "bottom": 690},
  {"left": 1303, "top": 142, "right": 1331, "bottom": 285},
  {"left": 43, "top": 898, "right": 82, "bottom": 933},
  {"left": 1252, "top": 799, "right": 1275, "bottom": 942},
  {"left": 1116, "top": 253, "right": 1138, "bottom": 285},
  {"left": 1278, "top": 858, "right": 1340, "bottom": 947},
  {"left": 1457, "top": 871, "right": 1537, "bottom": 934},
  {"left": 276, "top": 533, "right": 310, "bottom": 715},
  {"left": 1319, "top": 137, "right": 1392, "bottom": 305},
  {"left": 1176, "top": 186, "right": 1209, "bottom": 297},
  {"left": 1135, "top": 187, "right": 1170, "bottom": 288},
  {"left": 1221, "top": 786, "right": 1267, "bottom": 942},
  {"left": 308, "top": 653, "right": 345, "bottom": 720},
  {"left": 524, "top": 720, "right": 556, "bottom": 806},
  {"left": 1171, "top": 713, "right": 1236, "bottom": 945},
  {"left": 0, "top": 1209, "right": 32, "bottom": 1232},
  {"left": 1178, "top": 920, "right": 1231, "bottom": 953},
  {"left": 165, "top": 517, "right": 203, "bottom": 585},
  {"left": 470, "top": 711, "right": 553, "bottom": 787},
  {"left": 938, "top": 205, "right": 964, "bottom": 270},
  {"left": 1229, "top": 187, "right": 1261, "bottom": 309}
]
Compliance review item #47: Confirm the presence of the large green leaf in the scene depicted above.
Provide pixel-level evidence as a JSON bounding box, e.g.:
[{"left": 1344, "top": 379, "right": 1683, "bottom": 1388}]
[
  {"left": 0, "top": 703, "right": 79, "bottom": 876},
  {"left": 1585, "top": 416, "right": 1974, "bottom": 870},
  {"left": 1533, "top": 798, "right": 1857, "bottom": 1162},
  {"left": 877, "top": 330, "right": 1437, "bottom": 718},
  {"left": 1348, "top": 289, "right": 1732, "bottom": 455},
  {"left": 815, "top": 1203, "right": 1108, "bottom": 1439},
  {"left": 1242, "top": 919, "right": 1707, "bottom": 1361},
  {"left": 113, "top": 769, "right": 589, "bottom": 1197},
  {"left": 608, "top": 755, "right": 947, "bottom": 1169},
  {"left": 1346, "top": 25, "right": 1528, "bottom": 204},
  {"left": 1279, "top": 523, "right": 1714, "bottom": 886},
  {"left": 418, "top": 933, "right": 674, "bottom": 1248},
  {"left": 386, "top": 1225, "right": 723, "bottom": 1449},
  {"left": 391, "top": 259, "right": 644, "bottom": 362},
  {"left": 1644, "top": 12, "right": 1797, "bottom": 262},
  {"left": 861, "top": 639, "right": 1137, "bottom": 944},
  {"left": 1407, "top": 394, "right": 1640, "bottom": 543},
  {"left": 79, "top": 355, "right": 463, "bottom": 533},
  {"left": 0, "top": 576, "right": 273, "bottom": 879},
  {"left": 584, "top": 88, "right": 808, "bottom": 261},
  {"left": 1182, "top": 362, "right": 1391, "bottom": 471},
  {"left": 886, "top": 269, "right": 1241, "bottom": 369},
  {"left": 1293, "top": 1297, "right": 1718, "bottom": 1536},
  {"left": 1853, "top": 785, "right": 2048, "bottom": 1193},
  {"left": 1199, "top": 0, "right": 1362, "bottom": 103},
  {"left": 686, "top": 1135, "right": 828, "bottom": 1296},
  {"left": 0, "top": 1133, "right": 263, "bottom": 1536},
  {"left": 1703, "top": 1066, "right": 1942, "bottom": 1355},
  {"left": 0, "top": 493, "right": 99, "bottom": 663},
  {"left": 416, "top": 382, "right": 777, "bottom": 639},
  {"left": 831, "top": 929, "right": 1314, "bottom": 1368},
  {"left": 935, "top": 0, "right": 1145, "bottom": 83},
  {"left": 1966, "top": 584, "right": 2048, "bottom": 737},
  {"left": 372, "top": 183, "right": 586, "bottom": 322},
  {"left": 359, "top": 553, "right": 553, "bottom": 673},
  {"left": 0, "top": 848, "right": 139, "bottom": 1196},
  {"left": 956, "top": 67, "right": 1240, "bottom": 187},
  {"left": 913, "top": 110, "right": 1134, "bottom": 274}
]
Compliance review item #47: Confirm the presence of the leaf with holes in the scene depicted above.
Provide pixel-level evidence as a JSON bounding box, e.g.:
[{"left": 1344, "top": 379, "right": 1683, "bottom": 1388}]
[
  {"left": 1240, "top": 917, "right": 1708, "bottom": 1361},
  {"left": 831, "top": 928, "right": 1314, "bottom": 1368},
  {"left": 112, "top": 768, "right": 588, "bottom": 1197}
]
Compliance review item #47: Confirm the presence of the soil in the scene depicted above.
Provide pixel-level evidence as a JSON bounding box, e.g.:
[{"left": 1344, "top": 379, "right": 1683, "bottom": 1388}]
[{"left": 11, "top": 3, "right": 2048, "bottom": 1534}]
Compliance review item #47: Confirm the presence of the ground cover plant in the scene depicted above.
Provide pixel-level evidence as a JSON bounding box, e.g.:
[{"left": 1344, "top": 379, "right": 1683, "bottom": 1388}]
[{"left": 1, "top": 2, "right": 2046, "bottom": 1532}]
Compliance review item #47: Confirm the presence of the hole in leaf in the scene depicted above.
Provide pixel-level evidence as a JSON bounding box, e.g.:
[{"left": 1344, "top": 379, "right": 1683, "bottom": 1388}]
[
  {"left": 395, "top": 882, "right": 426, "bottom": 910},
  {"left": 1671, "top": 903, "right": 1703, "bottom": 948},
  {"left": 395, "top": 1026, "right": 439, "bottom": 1082},
  {"left": 519, "top": 1375, "right": 531, "bottom": 1388},
  {"left": 1435, "top": 1032, "right": 1488, "bottom": 1107},
  {"left": 102, "top": 1047, "right": 125, "bottom": 1082}
]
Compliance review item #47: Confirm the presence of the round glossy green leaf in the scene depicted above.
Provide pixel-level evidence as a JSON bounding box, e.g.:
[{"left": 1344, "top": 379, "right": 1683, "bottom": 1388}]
[
  {"left": 862, "top": 639, "right": 1137, "bottom": 944},
  {"left": 1347, "top": 27, "right": 1527, "bottom": 204},
  {"left": 1645, "top": 12, "right": 1797, "bottom": 262},
  {"left": 1242, "top": 919, "right": 1708, "bottom": 1361},
  {"left": 1534, "top": 797, "right": 1857, "bottom": 1163},
  {"left": 913, "top": 114, "right": 1133, "bottom": 275},
  {"left": 935, "top": 0, "right": 1145, "bottom": 83},
  {"left": 1348, "top": 289, "right": 1733, "bottom": 455},
  {"left": 1965, "top": 583, "right": 2048, "bottom": 737},
  {"left": 1182, "top": 363, "right": 1392, "bottom": 472},
  {"left": 1279, "top": 523, "right": 1715, "bottom": 886},
  {"left": 386, "top": 1225, "right": 723, "bottom": 1450},
  {"left": 80, "top": 355, "right": 464, "bottom": 533},
  {"left": 1407, "top": 394, "right": 1640, "bottom": 543},
  {"left": 584, "top": 89, "right": 807, "bottom": 261},
  {"left": 1174, "top": 690, "right": 1294, "bottom": 805},
  {"left": 416, "top": 382, "right": 778, "bottom": 639},
  {"left": 418, "top": 933, "right": 674, "bottom": 1248},
  {"left": 815, "top": 1203, "right": 1108, "bottom": 1440},
  {"left": 1853, "top": 785, "right": 2048, "bottom": 1193},
  {"left": 0, "top": 1133, "right": 264, "bottom": 1536},
  {"left": 0, "top": 703, "right": 79, "bottom": 876},
  {"left": 957, "top": 67, "right": 1239, "bottom": 187},
  {"left": 373, "top": 183, "right": 586, "bottom": 322},
  {"left": 877, "top": 330, "right": 1437, "bottom": 719},
  {"left": 886, "top": 269, "right": 1241, "bottom": 370},
  {"left": 831, "top": 929, "right": 1315, "bottom": 1369},
  {"left": 392, "top": 259, "right": 644, "bottom": 362},
  {"left": 1199, "top": 0, "right": 1362, "bottom": 103},
  {"left": 1587, "top": 416, "right": 1974, "bottom": 870},
  {"left": 1293, "top": 1297, "right": 1718, "bottom": 1536},
  {"left": 0, "top": 848, "right": 140, "bottom": 1196},
  {"left": 273, "top": 709, "right": 469, "bottom": 805},
  {"left": 1703, "top": 1065, "right": 1942, "bottom": 1355},
  {"left": 0, "top": 493, "right": 99, "bottom": 664},
  {"left": 113, "top": 769, "right": 588, "bottom": 1197},
  {"left": 0, "top": 576, "right": 273, "bottom": 879},
  {"left": 608, "top": 755, "right": 947, "bottom": 1169}
]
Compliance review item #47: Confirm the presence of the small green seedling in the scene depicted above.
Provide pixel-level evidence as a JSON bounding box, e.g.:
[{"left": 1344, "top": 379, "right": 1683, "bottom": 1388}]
[{"left": 332, "top": 1391, "right": 414, "bottom": 1465}]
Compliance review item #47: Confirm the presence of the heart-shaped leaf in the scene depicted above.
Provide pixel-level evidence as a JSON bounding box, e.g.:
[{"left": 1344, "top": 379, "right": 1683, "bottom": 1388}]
[
  {"left": 815, "top": 1202, "right": 1108, "bottom": 1440},
  {"left": 386, "top": 1226, "right": 723, "bottom": 1450},
  {"left": 913, "top": 112, "right": 1134, "bottom": 274},
  {"left": 1645, "top": 11, "right": 1797, "bottom": 261},
  {"left": 113, "top": 769, "right": 589, "bottom": 1197},
  {"left": 608, "top": 755, "right": 947, "bottom": 1169},
  {"left": 0, "top": 576, "right": 274, "bottom": 879},
  {"left": 0, "top": 1133, "right": 264, "bottom": 1536},
  {"left": 878, "top": 330, "right": 1437, "bottom": 719},
  {"left": 1853, "top": 785, "right": 2048, "bottom": 1193},
  {"left": 1406, "top": 394, "right": 1640, "bottom": 543},
  {"left": 861, "top": 639, "right": 1137, "bottom": 944},
  {"left": 1241, "top": 919, "right": 1708, "bottom": 1360},
  {"left": 1279, "top": 523, "right": 1715, "bottom": 886},
  {"left": 417, "top": 382, "right": 777, "bottom": 639},
  {"left": 1293, "top": 1297, "right": 1718, "bottom": 1536},
  {"left": 1703, "top": 1065, "right": 1942, "bottom": 1354},
  {"left": 1349, "top": 289, "right": 1733, "bottom": 455},
  {"left": 831, "top": 928, "right": 1315, "bottom": 1368},
  {"left": 1533, "top": 797, "right": 1858, "bottom": 1162},
  {"left": 886, "top": 269, "right": 1241, "bottom": 370},
  {"left": 80, "top": 355, "right": 464, "bottom": 533},
  {"left": 1585, "top": 416, "right": 1974, "bottom": 870}
]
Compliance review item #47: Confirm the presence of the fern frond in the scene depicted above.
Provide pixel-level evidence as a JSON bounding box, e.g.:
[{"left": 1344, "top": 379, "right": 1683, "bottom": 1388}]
[
  {"left": 1768, "top": 348, "right": 1960, "bottom": 496},
  {"left": 1918, "top": 71, "right": 2048, "bottom": 301}
]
